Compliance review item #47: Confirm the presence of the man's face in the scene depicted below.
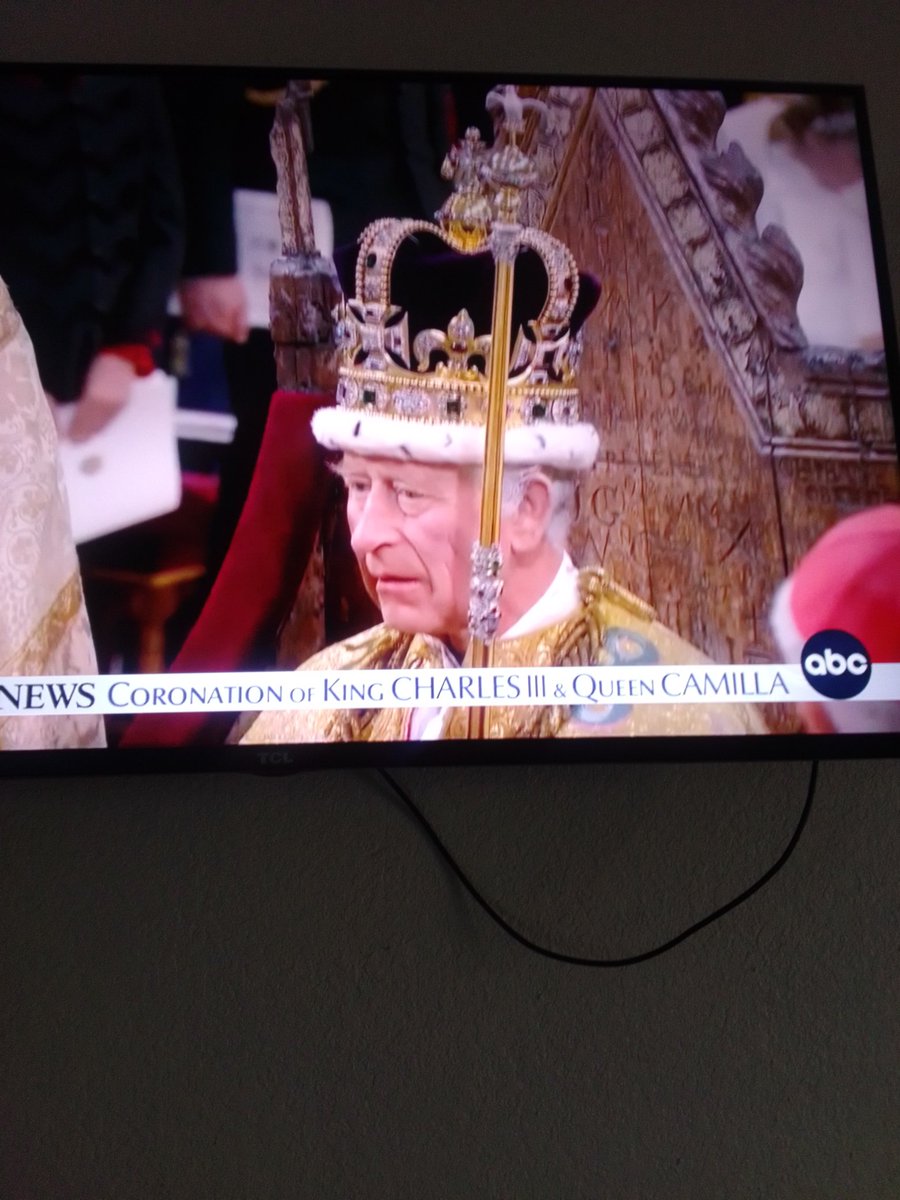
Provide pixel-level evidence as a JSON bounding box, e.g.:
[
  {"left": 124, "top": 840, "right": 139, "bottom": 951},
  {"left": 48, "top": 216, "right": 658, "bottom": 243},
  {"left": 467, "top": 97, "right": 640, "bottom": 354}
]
[{"left": 338, "top": 453, "right": 482, "bottom": 650}]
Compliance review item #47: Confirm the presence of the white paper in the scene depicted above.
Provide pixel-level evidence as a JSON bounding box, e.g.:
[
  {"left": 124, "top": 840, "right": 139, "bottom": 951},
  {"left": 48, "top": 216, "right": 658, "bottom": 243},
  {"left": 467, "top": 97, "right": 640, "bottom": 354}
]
[
  {"left": 58, "top": 370, "right": 182, "bottom": 544},
  {"left": 234, "top": 189, "right": 334, "bottom": 328},
  {"left": 174, "top": 408, "right": 237, "bottom": 445}
]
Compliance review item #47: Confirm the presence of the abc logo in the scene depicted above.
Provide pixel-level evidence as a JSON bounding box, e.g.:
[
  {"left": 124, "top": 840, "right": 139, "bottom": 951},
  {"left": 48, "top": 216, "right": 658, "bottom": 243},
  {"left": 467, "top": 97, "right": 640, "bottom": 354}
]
[{"left": 801, "top": 629, "right": 872, "bottom": 700}]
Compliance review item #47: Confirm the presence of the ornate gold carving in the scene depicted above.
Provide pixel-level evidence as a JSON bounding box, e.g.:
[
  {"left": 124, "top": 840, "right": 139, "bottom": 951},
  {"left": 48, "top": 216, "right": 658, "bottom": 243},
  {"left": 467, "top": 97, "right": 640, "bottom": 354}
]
[{"left": 593, "top": 85, "right": 895, "bottom": 461}]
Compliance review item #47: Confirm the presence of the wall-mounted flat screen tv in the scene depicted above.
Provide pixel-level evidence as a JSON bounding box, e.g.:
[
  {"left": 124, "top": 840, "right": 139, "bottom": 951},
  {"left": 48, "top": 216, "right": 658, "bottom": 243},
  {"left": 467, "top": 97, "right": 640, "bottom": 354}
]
[{"left": 0, "top": 67, "right": 898, "bottom": 772}]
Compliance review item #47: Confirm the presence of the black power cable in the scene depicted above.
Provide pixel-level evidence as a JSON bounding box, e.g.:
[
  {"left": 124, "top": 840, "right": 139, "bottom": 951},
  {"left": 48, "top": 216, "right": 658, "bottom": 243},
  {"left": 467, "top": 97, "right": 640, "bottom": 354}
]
[{"left": 376, "top": 760, "right": 819, "bottom": 967}]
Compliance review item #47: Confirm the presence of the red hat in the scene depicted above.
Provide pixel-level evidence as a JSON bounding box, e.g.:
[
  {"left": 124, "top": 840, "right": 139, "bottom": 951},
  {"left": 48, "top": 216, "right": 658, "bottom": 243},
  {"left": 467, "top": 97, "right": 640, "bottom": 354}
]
[{"left": 771, "top": 504, "right": 900, "bottom": 664}]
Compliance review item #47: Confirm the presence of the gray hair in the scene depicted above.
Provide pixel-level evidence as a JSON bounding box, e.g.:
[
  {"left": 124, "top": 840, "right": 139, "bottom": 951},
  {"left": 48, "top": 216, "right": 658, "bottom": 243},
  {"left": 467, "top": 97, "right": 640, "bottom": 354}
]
[{"left": 500, "top": 466, "right": 577, "bottom": 549}]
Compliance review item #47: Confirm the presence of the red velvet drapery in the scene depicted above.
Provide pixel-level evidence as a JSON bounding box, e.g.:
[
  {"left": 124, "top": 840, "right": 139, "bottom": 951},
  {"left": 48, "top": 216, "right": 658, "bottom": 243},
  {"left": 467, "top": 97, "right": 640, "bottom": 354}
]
[{"left": 120, "top": 390, "right": 332, "bottom": 747}]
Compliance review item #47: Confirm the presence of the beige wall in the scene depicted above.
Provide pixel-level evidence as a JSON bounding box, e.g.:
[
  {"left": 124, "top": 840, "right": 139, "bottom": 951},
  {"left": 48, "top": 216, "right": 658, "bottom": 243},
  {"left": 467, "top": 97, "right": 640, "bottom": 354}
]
[{"left": 1, "top": 3, "right": 899, "bottom": 1196}]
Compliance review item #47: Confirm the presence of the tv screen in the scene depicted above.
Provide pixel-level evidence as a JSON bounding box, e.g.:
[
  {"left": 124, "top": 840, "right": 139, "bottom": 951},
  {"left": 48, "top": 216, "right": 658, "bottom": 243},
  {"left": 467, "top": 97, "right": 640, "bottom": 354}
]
[{"left": 0, "top": 67, "right": 898, "bottom": 771}]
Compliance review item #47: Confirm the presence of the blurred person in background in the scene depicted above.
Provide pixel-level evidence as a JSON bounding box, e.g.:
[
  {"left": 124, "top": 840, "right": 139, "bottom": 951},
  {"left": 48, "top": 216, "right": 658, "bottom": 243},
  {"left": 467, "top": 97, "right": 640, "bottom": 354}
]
[
  {"left": 719, "top": 93, "right": 883, "bottom": 350},
  {"left": 0, "top": 71, "right": 183, "bottom": 441}
]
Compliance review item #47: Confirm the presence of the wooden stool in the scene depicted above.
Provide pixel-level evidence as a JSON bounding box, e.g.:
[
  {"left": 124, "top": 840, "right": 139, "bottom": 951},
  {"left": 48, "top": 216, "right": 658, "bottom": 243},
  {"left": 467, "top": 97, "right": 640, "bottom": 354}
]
[{"left": 79, "top": 473, "right": 218, "bottom": 673}]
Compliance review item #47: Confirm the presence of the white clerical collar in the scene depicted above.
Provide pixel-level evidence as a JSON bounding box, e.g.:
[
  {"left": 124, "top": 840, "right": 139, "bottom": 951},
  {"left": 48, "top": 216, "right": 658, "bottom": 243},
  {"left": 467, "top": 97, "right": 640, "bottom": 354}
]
[
  {"left": 501, "top": 552, "right": 580, "bottom": 640},
  {"left": 411, "top": 553, "right": 581, "bottom": 740},
  {"left": 419, "top": 552, "right": 580, "bottom": 669}
]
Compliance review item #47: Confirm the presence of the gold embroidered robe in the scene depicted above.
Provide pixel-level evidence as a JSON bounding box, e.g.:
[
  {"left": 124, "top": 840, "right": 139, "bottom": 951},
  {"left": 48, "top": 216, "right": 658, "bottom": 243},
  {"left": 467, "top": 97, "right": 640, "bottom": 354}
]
[
  {"left": 242, "top": 570, "right": 767, "bottom": 743},
  {"left": 0, "top": 277, "right": 105, "bottom": 750}
]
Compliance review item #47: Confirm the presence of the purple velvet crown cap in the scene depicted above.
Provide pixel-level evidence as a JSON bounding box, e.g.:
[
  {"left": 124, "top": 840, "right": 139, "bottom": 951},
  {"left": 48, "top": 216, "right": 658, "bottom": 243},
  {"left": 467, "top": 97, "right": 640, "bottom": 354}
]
[{"left": 333, "top": 235, "right": 601, "bottom": 343}]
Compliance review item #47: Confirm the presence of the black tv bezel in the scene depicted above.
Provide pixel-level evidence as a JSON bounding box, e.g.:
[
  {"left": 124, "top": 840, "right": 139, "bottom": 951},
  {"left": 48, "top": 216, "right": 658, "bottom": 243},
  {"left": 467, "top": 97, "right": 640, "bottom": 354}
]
[{"left": 0, "top": 62, "right": 898, "bottom": 776}]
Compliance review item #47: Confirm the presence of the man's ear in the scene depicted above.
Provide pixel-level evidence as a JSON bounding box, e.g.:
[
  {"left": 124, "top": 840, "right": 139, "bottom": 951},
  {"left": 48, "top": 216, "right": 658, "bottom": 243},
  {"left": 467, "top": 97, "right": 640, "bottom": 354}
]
[{"left": 507, "top": 473, "right": 553, "bottom": 556}]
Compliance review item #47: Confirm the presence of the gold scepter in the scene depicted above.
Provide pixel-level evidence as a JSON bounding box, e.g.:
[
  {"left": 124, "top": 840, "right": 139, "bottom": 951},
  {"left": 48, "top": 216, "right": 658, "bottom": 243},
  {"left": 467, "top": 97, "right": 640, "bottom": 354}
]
[{"left": 463, "top": 87, "right": 543, "bottom": 740}]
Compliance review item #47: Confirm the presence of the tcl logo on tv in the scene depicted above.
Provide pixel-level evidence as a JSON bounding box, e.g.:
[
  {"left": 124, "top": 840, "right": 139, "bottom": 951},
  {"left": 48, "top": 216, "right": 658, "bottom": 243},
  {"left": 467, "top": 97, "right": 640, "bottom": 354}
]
[{"left": 801, "top": 630, "right": 872, "bottom": 699}]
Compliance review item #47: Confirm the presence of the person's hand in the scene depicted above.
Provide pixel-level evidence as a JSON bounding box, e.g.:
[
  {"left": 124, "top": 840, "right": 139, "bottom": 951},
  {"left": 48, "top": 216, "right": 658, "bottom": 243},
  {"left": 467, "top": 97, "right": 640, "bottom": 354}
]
[
  {"left": 178, "top": 275, "right": 249, "bottom": 342},
  {"left": 65, "top": 353, "right": 137, "bottom": 442}
]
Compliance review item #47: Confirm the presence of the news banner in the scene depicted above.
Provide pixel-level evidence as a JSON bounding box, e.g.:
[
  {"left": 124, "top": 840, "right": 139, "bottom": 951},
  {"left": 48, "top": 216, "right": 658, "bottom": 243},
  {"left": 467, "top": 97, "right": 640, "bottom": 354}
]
[{"left": 1, "top": 654, "right": 898, "bottom": 717}]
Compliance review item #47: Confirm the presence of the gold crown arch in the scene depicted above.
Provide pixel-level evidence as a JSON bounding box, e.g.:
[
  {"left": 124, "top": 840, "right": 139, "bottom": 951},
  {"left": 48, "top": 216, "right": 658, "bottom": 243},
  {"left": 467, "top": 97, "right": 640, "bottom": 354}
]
[{"left": 333, "top": 87, "right": 588, "bottom": 738}]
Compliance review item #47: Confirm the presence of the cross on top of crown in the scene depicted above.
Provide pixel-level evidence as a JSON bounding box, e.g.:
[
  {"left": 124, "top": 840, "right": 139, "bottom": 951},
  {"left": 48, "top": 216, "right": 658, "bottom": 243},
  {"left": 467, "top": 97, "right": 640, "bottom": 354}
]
[{"left": 441, "top": 126, "right": 487, "bottom": 192}]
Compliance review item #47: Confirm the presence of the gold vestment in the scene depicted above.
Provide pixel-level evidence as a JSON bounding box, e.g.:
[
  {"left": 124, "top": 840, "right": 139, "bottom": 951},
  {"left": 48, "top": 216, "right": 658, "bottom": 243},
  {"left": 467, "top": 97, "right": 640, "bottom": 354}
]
[
  {"left": 242, "top": 569, "right": 766, "bottom": 743},
  {"left": 0, "top": 277, "right": 105, "bottom": 750}
]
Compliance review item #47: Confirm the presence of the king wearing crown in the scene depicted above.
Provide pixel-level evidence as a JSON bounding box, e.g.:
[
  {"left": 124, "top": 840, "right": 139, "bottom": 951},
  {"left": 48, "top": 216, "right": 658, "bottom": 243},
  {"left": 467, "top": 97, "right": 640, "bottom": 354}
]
[{"left": 243, "top": 88, "right": 765, "bottom": 743}]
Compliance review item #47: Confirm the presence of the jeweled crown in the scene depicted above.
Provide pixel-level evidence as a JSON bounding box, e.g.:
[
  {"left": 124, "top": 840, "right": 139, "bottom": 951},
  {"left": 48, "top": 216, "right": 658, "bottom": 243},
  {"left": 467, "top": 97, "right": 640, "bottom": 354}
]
[{"left": 332, "top": 88, "right": 590, "bottom": 436}]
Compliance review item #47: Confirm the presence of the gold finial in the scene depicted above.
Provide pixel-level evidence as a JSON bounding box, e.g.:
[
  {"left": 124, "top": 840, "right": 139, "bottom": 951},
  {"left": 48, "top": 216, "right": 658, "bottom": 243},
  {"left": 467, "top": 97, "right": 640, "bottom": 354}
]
[{"left": 483, "top": 86, "right": 546, "bottom": 225}]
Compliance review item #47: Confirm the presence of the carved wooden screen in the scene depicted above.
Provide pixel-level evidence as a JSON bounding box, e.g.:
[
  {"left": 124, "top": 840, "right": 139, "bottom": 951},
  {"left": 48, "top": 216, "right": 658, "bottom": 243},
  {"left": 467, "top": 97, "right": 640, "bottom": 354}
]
[{"left": 523, "top": 86, "right": 898, "bottom": 728}]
